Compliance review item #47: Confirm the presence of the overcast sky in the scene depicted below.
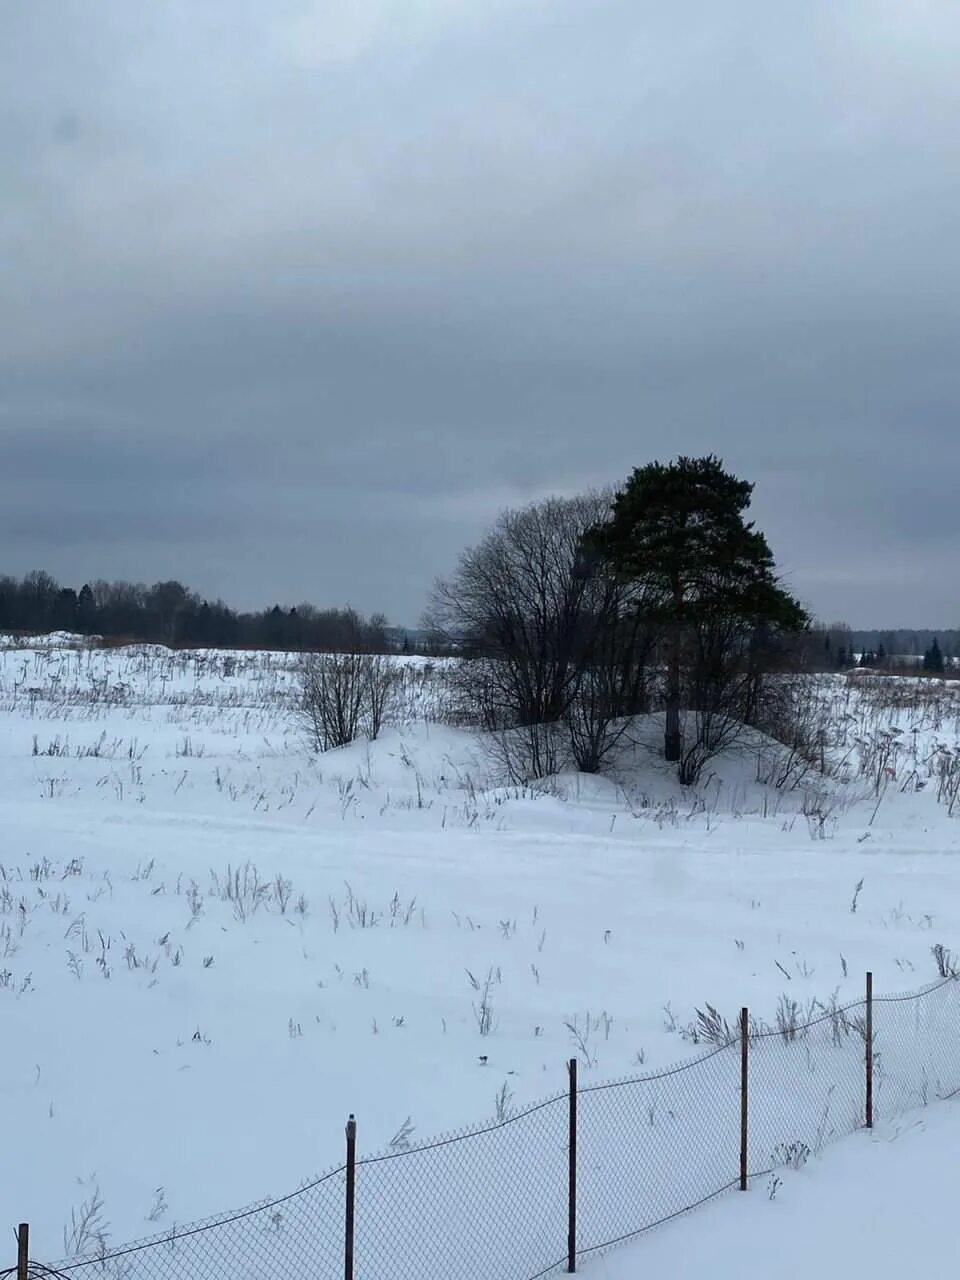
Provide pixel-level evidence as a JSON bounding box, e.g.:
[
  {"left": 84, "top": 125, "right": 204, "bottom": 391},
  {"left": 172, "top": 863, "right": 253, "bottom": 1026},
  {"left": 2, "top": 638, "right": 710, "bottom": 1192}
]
[{"left": 3, "top": 1, "right": 958, "bottom": 627}]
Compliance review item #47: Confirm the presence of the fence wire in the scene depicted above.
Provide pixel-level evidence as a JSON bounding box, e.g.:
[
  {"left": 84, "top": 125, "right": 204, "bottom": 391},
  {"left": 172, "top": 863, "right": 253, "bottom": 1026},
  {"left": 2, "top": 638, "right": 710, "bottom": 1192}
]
[
  {"left": 20, "top": 975, "right": 960, "bottom": 1280},
  {"left": 576, "top": 1043, "right": 740, "bottom": 1262},
  {"left": 748, "top": 1001, "right": 868, "bottom": 1181},
  {"left": 38, "top": 1165, "right": 346, "bottom": 1280},
  {"left": 355, "top": 1093, "right": 569, "bottom": 1280},
  {"left": 874, "top": 974, "right": 960, "bottom": 1114}
]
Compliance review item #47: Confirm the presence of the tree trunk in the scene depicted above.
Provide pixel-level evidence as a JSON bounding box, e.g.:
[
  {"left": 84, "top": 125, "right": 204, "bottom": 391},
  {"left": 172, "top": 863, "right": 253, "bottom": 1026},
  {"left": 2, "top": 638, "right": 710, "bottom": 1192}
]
[{"left": 664, "top": 624, "right": 682, "bottom": 762}]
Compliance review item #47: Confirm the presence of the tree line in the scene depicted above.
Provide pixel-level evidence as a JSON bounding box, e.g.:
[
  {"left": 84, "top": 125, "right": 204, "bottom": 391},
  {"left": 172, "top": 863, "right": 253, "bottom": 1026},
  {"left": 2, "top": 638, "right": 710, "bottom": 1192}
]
[
  {"left": 810, "top": 625, "right": 957, "bottom": 671},
  {"left": 0, "top": 571, "right": 391, "bottom": 652}
]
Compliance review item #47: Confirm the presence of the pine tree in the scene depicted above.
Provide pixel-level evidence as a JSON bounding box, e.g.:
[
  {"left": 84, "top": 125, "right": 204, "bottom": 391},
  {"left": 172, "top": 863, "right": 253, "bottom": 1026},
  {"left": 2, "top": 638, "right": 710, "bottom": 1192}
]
[
  {"left": 923, "top": 638, "right": 945, "bottom": 673},
  {"left": 588, "top": 455, "right": 808, "bottom": 764},
  {"left": 76, "top": 584, "right": 97, "bottom": 633}
]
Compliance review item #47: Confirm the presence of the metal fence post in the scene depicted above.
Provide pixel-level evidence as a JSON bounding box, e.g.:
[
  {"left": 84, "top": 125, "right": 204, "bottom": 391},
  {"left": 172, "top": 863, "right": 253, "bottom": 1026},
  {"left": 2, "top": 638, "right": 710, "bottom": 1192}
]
[
  {"left": 567, "top": 1057, "right": 577, "bottom": 1273},
  {"left": 17, "top": 1223, "right": 28, "bottom": 1280},
  {"left": 344, "top": 1115, "right": 357, "bottom": 1280},
  {"left": 739, "top": 1008, "right": 749, "bottom": 1191},
  {"left": 865, "top": 972, "right": 874, "bottom": 1129}
]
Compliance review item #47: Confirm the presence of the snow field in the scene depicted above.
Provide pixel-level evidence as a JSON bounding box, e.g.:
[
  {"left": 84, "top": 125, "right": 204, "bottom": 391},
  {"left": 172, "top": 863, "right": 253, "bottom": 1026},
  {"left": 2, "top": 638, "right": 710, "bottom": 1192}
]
[{"left": 0, "top": 640, "right": 958, "bottom": 1270}]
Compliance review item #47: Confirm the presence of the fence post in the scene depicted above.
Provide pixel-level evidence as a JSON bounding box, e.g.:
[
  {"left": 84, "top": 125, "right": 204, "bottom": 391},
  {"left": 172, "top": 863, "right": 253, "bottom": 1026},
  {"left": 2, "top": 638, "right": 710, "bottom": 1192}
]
[
  {"left": 739, "top": 1008, "right": 749, "bottom": 1191},
  {"left": 17, "top": 1223, "right": 28, "bottom": 1280},
  {"left": 344, "top": 1115, "right": 357, "bottom": 1280},
  {"left": 865, "top": 972, "right": 874, "bottom": 1129},
  {"left": 567, "top": 1057, "right": 577, "bottom": 1273}
]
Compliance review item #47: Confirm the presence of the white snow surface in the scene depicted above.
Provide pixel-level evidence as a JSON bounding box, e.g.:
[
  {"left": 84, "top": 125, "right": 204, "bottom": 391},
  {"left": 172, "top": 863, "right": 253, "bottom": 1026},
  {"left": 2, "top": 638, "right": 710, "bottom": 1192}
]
[
  {"left": 593, "top": 1100, "right": 960, "bottom": 1279},
  {"left": 0, "top": 639, "right": 958, "bottom": 1269}
]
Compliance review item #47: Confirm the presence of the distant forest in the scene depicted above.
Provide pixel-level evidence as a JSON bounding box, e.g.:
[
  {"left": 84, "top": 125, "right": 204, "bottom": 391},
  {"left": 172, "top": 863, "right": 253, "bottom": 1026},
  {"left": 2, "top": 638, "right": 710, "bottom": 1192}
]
[
  {"left": 0, "top": 570, "right": 398, "bottom": 651},
  {"left": 818, "top": 626, "right": 960, "bottom": 665},
  {"left": 0, "top": 569, "right": 955, "bottom": 662}
]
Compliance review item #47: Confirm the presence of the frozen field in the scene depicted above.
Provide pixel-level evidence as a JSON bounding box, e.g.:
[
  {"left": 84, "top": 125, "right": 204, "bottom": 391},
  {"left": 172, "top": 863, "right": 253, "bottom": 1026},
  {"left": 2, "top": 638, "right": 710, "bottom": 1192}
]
[{"left": 1, "top": 637, "right": 958, "bottom": 1267}]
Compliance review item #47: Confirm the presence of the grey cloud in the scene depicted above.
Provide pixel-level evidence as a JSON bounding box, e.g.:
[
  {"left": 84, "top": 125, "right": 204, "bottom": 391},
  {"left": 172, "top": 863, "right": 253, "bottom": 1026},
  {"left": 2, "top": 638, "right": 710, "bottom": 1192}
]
[{"left": 2, "top": 1, "right": 959, "bottom": 624}]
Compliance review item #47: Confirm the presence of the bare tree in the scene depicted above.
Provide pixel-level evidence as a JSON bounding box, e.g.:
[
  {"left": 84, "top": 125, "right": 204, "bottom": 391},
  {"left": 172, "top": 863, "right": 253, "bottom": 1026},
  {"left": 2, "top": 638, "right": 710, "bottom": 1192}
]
[
  {"left": 297, "top": 649, "right": 399, "bottom": 752},
  {"left": 672, "top": 616, "right": 806, "bottom": 785},
  {"left": 563, "top": 589, "right": 656, "bottom": 773},
  {"left": 675, "top": 614, "right": 755, "bottom": 785},
  {"left": 298, "top": 653, "right": 368, "bottom": 751},
  {"left": 365, "top": 653, "right": 398, "bottom": 740},
  {"left": 427, "top": 492, "right": 652, "bottom": 780}
]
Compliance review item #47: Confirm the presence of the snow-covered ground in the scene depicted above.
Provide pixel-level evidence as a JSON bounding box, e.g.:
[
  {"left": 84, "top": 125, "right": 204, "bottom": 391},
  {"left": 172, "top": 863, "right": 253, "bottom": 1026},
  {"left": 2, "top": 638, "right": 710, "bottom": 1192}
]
[
  {"left": 595, "top": 1098, "right": 960, "bottom": 1280},
  {"left": 0, "top": 638, "right": 958, "bottom": 1272}
]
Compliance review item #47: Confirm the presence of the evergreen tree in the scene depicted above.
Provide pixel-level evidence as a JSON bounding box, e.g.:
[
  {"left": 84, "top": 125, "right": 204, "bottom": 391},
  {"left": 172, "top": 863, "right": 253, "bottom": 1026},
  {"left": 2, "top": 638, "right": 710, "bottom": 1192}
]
[
  {"left": 76, "top": 584, "right": 97, "bottom": 633},
  {"left": 923, "top": 637, "right": 945, "bottom": 673},
  {"left": 53, "top": 587, "right": 78, "bottom": 631},
  {"left": 588, "top": 455, "right": 808, "bottom": 764}
]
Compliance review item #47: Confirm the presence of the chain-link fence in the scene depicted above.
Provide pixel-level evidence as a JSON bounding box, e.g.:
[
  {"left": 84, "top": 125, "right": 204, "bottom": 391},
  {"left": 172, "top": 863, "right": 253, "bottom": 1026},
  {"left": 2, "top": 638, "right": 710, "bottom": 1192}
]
[{"left": 11, "top": 973, "right": 960, "bottom": 1280}]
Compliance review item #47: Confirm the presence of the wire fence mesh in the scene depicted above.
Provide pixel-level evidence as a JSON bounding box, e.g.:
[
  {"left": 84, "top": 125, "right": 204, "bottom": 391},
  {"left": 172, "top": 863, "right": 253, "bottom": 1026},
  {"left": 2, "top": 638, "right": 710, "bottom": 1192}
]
[
  {"left": 748, "top": 1001, "right": 869, "bottom": 1180},
  {"left": 16, "top": 973, "right": 960, "bottom": 1280},
  {"left": 35, "top": 1166, "right": 347, "bottom": 1280},
  {"left": 873, "top": 975, "right": 960, "bottom": 1115},
  {"left": 576, "top": 1042, "right": 741, "bottom": 1262},
  {"left": 355, "top": 1093, "right": 569, "bottom": 1280}
]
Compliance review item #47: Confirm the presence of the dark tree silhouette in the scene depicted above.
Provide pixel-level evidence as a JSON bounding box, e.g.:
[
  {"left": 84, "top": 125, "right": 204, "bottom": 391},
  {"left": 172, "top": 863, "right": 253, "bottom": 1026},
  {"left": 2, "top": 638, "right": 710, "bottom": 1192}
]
[
  {"left": 0, "top": 570, "right": 392, "bottom": 652},
  {"left": 588, "top": 455, "right": 808, "bottom": 770},
  {"left": 426, "top": 493, "right": 654, "bottom": 778},
  {"left": 924, "top": 638, "right": 945, "bottom": 673}
]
